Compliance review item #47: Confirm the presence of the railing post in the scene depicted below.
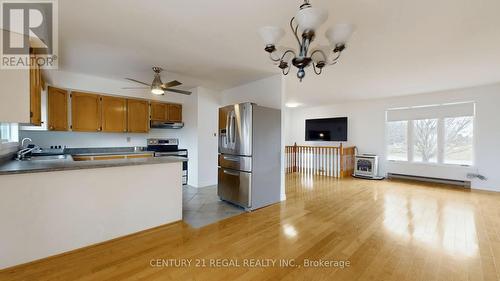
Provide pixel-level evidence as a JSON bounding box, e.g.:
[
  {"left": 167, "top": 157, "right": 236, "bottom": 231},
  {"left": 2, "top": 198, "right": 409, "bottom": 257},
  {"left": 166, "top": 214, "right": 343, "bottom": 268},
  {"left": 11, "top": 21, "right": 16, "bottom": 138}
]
[
  {"left": 293, "top": 142, "right": 297, "bottom": 173},
  {"left": 339, "top": 143, "right": 344, "bottom": 178}
]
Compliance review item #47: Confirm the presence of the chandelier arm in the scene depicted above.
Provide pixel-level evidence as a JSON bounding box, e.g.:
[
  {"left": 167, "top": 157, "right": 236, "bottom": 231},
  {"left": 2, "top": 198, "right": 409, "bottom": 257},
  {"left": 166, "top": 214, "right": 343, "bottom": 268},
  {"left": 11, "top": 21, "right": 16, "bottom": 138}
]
[
  {"left": 282, "top": 64, "right": 291, "bottom": 75},
  {"left": 280, "top": 49, "right": 296, "bottom": 62},
  {"left": 312, "top": 62, "right": 322, "bottom": 75},
  {"left": 328, "top": 51, "right": 342, "bottom": 65},
  {"left": 290, "top": 17, "right": 302, "bottom": 48},
  {"left": 269, "top": 52, "right": 282, "bottom": 62},
  {"left": 310, "top": 49, "right": 328, "bottom": 62}
]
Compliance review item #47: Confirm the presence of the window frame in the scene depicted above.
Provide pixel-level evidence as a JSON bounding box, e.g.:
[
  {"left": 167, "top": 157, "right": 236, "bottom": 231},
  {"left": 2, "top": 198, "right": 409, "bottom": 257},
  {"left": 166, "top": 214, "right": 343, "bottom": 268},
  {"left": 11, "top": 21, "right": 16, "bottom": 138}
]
[
  {"left": 386, "top": 120, "right": 409, "bottom": 162},
  {"left": 0, "top": 123, "right": 19, "bottom": 147},
  {"left": 385, "top": 104, "right": 475, "bottom": 167}
]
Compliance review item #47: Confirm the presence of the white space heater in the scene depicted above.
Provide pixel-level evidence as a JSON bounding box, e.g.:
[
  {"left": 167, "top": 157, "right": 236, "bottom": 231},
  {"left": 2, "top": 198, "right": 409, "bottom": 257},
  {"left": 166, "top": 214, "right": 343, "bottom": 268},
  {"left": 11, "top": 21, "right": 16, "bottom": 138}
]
[{"left": 353, "top": 154, "right": 384, "bottom": 180}]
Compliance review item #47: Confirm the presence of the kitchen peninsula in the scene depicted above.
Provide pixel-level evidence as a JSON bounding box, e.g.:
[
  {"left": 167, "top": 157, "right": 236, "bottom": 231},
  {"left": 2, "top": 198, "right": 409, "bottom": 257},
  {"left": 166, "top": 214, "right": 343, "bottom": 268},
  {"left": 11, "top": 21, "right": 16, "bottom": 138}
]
[{"left": 0, "top": 155, "right": 184, "bottom": 269}]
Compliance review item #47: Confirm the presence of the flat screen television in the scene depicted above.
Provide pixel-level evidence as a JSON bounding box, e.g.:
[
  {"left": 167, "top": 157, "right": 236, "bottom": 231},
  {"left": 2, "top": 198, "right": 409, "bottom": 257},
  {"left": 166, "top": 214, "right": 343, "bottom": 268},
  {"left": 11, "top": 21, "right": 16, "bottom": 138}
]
[{"left": 305, "top": 117, "right": 348, "bottom": 141}]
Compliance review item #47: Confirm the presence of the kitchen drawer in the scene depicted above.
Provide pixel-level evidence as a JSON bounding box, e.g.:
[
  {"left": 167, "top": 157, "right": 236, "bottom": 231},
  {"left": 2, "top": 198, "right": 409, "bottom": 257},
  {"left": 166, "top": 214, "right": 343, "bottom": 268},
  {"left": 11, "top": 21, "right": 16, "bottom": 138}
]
[
  {"left": 218, "top": 154, "right": 252, "bottom": 172},
  {"left": 217, "top": 167, "right": 251, "bottom": 208}
]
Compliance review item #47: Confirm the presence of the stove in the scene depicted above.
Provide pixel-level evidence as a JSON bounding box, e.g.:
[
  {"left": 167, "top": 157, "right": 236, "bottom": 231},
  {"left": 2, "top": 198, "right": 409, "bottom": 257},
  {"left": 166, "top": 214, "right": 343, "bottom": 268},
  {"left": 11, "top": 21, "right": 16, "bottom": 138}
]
[{"left": 147, "top": 138, "right": 188, "bottom": 185}]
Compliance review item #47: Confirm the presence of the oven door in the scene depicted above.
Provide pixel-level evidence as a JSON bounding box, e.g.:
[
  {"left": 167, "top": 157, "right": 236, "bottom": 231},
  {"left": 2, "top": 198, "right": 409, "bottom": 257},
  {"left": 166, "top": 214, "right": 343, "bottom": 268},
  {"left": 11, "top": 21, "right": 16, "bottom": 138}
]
[{"left": 217, "top": 167, "right": 251, "bottom": 208}]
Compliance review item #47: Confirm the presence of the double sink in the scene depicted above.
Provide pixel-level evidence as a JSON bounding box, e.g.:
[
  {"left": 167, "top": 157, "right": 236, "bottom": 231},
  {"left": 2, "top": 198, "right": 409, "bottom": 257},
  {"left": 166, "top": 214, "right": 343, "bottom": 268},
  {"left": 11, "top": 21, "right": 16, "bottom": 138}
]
[{"left": 23, "top": 155, "right": 73, "bottom": 161}]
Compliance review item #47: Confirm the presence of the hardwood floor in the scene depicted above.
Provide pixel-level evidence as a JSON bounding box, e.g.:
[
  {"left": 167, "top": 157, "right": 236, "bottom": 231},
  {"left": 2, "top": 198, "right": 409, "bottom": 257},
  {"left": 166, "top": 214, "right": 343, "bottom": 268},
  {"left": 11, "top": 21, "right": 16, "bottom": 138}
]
[{"left": 2, "top": 174, "right": 500, "bottom": 280}]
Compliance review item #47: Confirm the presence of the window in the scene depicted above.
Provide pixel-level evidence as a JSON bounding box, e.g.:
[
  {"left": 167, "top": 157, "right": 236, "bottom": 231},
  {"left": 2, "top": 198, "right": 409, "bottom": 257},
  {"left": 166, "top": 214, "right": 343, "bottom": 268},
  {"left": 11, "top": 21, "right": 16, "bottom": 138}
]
[
  {"left": 413, "top": 119, "right": 438, "bottom": 163},
  {"left": 386, "top": 102, "right": 475, "bottom": 166},
  {"left": 387, "top": 121, "right": 408, "bottom": 161},
  {"left": 0, "top": 123, "right": 19, "bottom": 143},
  {"left": 444, "top": 116, "right": 473, "bottom": 165}
]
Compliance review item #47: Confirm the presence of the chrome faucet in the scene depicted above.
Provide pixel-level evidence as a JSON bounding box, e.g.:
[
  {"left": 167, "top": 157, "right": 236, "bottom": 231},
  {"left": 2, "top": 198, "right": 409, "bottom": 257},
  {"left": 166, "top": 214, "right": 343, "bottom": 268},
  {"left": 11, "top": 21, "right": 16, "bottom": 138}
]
[
  {"left": 21, "top": 138, "right": 32, "bottom": 147},
  {"left": 16, "top": 147, "right": 36, "bottom": 160},
  {"left": 16, "top": 138, "right": 38, "bottom": 160}
]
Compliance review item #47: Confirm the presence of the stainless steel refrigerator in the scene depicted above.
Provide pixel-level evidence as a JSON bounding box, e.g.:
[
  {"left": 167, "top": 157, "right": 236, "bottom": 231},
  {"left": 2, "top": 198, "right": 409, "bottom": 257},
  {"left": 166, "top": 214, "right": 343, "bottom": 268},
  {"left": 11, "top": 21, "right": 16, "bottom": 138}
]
[{"left": 218, "top": 102, "right": 281, "bottom": 211}]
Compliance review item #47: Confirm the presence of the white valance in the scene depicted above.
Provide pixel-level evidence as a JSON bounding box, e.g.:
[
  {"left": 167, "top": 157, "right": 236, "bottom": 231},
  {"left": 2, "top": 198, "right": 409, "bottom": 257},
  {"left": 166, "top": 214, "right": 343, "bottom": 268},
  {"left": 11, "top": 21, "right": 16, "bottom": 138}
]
[{"left": 386, "top": 102, "right": 475, "bottom": 122}]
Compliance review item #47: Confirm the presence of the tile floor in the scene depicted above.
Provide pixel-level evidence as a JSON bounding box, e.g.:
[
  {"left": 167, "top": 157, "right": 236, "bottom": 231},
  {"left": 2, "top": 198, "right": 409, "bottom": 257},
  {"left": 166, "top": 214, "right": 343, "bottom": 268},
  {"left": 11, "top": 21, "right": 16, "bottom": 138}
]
[{"left": 182, "top": 185, "right": 245, "bottom": 228}]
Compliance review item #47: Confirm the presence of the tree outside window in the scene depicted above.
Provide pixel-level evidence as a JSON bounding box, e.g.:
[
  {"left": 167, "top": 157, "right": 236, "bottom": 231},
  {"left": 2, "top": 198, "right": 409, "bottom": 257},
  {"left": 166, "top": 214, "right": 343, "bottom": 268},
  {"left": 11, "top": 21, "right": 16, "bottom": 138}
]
[{"left": 413, "top": 119, "right": 438, "bottom": 163}]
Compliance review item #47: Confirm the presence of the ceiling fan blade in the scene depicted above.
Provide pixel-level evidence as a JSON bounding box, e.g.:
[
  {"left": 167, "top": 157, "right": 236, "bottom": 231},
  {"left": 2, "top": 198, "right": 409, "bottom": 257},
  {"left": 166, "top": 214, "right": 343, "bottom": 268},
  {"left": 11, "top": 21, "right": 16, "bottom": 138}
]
[
  {"left": 165, "top": 88, "right": 192, "bottom": 95},
  {"left": 162, "top": 80, "right": 182, "bottom": 88},
  {"left": 125, "top": 78, "right": 150, "bottom": 86},
  {"left": 122, "top": 87, "right": 149, "bottom": 89}
]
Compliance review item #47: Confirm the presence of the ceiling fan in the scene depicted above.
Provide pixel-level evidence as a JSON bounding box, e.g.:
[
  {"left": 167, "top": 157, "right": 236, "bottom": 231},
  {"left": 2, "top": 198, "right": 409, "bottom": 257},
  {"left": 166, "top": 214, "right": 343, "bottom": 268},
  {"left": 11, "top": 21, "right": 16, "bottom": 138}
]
[{"left": 123, "top": 67, "right": 192, "bottom": 95}]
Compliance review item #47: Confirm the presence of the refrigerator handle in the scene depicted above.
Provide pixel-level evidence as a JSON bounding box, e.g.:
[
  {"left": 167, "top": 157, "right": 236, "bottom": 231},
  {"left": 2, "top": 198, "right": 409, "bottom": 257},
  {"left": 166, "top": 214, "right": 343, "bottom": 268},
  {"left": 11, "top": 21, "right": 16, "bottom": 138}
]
[
  {"left": 231, "top": 111, "right": 236, "bottom": 144},
  {"left": 225, "top": 113, "right": 230, "bottom": 146},
  {"left": 223, "top": 169, "right": 240, "bottom": 176},
  {"left": 229, "top": 111, "right": 235, "bottom": 144}
]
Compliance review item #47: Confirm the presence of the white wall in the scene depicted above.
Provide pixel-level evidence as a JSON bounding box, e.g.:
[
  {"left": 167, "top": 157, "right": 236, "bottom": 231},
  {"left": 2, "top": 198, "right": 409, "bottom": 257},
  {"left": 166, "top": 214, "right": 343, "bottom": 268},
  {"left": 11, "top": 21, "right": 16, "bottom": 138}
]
[
  {"left": 0, "top": 31, "right": 30, "bottom": 124},
  {"left": 221, "top": 75, "right": 282, "bottom": 109},
  {"left": 0, "top": 162, "right": 182, "bottom": 269},
  {"left": 196, "top": 88, "right": 220, "bottom": 187},
  {"left": 286, "top": 83, "right": 500, "bottom": 192}
]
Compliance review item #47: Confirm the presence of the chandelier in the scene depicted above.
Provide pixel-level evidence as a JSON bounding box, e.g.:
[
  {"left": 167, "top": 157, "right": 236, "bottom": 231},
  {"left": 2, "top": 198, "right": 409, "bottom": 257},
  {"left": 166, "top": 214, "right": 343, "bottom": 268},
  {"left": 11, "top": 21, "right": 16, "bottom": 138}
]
[{"left": 259, "top": 0, "right": 354, "bottom": 81}]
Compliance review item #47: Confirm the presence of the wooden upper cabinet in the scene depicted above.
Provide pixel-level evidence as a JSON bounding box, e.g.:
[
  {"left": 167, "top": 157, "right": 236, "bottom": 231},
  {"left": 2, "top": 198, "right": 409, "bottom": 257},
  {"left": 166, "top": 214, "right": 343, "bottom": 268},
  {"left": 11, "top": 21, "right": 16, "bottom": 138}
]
[
  {"left": 71, "top": 92, "right": 102, "bottom": 132},
  {"left": 166, "top": 104, "right": 182, "bottom": 122},
  {"left": 150, "top": 102, "right": 166, "bottom": 121},
  {"left": 47, "top": 86, "right": 68, "bottom": 131},
  {"left": 101, "top": 96, "right": 127, "bottom": 132},
  {"left": 127, "top": 99, "right": 150, "bottom": 133},
  {"left": 29, "top": 62, "right": 42, "bottom": 126}
]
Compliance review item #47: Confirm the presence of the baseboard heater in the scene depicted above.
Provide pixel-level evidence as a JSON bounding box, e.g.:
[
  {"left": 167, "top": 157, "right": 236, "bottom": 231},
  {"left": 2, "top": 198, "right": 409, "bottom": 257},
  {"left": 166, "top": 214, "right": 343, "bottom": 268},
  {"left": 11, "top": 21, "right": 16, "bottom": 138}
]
[{"left": 387, "top": 173, "right": 471, "bottom": 188}]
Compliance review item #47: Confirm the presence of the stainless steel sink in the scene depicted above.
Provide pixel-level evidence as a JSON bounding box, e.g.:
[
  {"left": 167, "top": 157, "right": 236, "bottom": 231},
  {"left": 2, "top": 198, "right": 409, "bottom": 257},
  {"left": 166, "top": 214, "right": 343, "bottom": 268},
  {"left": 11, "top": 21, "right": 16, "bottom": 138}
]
[{"left": 26, "top": 155, "right": 72, "bottom": 161}]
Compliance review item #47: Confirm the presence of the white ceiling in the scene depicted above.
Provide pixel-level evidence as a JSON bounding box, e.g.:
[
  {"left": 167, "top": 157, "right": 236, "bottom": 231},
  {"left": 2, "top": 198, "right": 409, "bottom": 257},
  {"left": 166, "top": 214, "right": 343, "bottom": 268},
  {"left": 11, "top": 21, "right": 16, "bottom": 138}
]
[{"left": 59, "top": 0, "right": 500, "bottom": 104}]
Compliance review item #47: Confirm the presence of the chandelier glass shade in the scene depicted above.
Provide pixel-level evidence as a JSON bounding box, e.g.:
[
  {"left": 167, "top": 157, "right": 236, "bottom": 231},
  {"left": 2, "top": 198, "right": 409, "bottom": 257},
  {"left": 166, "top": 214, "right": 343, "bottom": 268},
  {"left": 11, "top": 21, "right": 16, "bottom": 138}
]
[{"left": 259, "top": 0, "right": 354, "bottom": 81}]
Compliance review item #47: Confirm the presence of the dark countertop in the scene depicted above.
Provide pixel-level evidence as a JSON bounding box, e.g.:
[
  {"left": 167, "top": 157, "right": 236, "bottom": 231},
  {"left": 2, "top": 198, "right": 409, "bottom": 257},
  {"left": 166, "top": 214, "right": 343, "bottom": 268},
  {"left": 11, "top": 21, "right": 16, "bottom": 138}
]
[{"left": 0, "top": 156, "right": 187, "bottom": 176}]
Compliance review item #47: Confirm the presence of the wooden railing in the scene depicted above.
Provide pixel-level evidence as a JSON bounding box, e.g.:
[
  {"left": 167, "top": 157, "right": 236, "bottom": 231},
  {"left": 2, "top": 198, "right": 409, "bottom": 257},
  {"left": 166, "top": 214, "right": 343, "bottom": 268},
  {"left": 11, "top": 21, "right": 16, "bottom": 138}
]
[{"left": 285, "top": 144, "right": 356, "bottom": 178}]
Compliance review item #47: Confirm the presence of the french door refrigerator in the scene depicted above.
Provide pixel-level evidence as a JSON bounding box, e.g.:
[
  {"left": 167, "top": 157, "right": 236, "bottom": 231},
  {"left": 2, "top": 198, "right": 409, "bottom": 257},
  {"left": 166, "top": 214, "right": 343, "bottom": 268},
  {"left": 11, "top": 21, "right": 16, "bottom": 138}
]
[{"left": 218, "top": 102, "right": 281, "bottom": 211}]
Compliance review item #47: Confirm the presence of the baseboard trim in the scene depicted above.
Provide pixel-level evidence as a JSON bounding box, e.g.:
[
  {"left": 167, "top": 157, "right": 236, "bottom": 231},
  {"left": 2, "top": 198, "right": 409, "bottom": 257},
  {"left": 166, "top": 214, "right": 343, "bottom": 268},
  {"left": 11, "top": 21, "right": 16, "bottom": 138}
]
[{"left": 387, "top": 173, "right": 471, "bottom": 188}]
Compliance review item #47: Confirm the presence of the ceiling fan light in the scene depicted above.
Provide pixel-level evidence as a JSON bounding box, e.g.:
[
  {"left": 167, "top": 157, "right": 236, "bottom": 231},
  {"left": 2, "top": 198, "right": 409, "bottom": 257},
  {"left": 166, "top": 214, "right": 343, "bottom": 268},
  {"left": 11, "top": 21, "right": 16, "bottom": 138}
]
[
  {"left": 151, "top": 87, "right": 164, "bottom": 95},
  {"left": 258, "top": 26, "right": 285, "bottom": 46},
  {"left": 326, "top": 24, "right": 355, "bottom": 46},
  {"left": 295, "top": 7, "right": 328, "bottom": 31},
  {"left": 150, "top": 73, "right": 164, "bottom": 95}
]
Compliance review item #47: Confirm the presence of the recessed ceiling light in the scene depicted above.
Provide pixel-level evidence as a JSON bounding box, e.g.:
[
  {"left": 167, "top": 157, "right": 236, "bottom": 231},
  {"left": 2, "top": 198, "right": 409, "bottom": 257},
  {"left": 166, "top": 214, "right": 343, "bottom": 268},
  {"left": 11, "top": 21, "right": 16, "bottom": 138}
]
[{"left": 285, "top": 102, "right": 303, "bottom": 108}]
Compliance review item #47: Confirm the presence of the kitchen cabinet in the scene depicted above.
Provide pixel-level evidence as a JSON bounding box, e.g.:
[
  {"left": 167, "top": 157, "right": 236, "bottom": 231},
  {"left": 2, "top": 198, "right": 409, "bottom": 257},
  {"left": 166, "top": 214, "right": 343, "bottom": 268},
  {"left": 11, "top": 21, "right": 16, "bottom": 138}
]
[
  {"left": 101, "top": 96, "right": 127, "bottom": 132},
  {"left": 47, "top": 86, "right": 68, "bottom": 131},
  {"left": 150, "top": 102, "right": 166, "bottom": 121},
  {"left": 127, "top": 99, "right": 150, "bottom": 133},
  {"left": 30, "top": 61, "right": 42, "bottom": 126},
  {"left": 71, "top": 92, "right": 102, "bottom": 132},
  {"left": 167, "top": 103, "right": 182, "bottom": 122}
]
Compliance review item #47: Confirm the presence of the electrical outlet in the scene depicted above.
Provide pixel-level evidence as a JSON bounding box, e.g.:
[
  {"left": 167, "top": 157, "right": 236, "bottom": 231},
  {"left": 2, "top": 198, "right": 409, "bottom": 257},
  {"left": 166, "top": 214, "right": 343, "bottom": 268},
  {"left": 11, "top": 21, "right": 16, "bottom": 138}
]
[{"left": 126, "top": 137, "right": 131, "bottom": 143}]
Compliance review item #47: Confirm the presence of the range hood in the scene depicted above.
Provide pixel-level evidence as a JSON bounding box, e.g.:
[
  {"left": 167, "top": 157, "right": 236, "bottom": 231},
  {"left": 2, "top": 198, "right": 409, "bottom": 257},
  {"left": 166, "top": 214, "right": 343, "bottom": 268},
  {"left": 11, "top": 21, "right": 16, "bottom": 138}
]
[{"left": 150, "top": 121, "right": 184, "bottom": 129}]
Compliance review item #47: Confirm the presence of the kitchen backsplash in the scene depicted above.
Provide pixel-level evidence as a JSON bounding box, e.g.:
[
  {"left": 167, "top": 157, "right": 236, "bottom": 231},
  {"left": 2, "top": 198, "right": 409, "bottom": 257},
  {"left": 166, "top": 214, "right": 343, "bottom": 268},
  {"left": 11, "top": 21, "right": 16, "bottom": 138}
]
[{"left": 19, "top": 130, "right": 185, "bottom": 148}]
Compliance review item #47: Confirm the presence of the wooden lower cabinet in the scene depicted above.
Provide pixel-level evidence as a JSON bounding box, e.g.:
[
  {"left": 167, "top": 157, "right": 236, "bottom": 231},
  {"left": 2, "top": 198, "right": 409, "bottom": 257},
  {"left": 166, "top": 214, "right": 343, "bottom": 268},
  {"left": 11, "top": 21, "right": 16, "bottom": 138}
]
[
  {"left": 126, "top": 154, "right": 153, "bottom": 159},
  {"left": 72, "top": 154, "right": 153, "bottom": 161},
  {"left": 93, "top": 155, "right": 126, "bottom": 161},
  {"left": 127, "top": 99, "right": 150, "bottom": 133},
  {"left": 47, "top": 87, "right": 68, "bottom": 131},
  {"left": 71, "top": 92, "right": 102, "bottom": 132},
  {"left": 101, "top": 96, "right": 127, "bottom": 132}
]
